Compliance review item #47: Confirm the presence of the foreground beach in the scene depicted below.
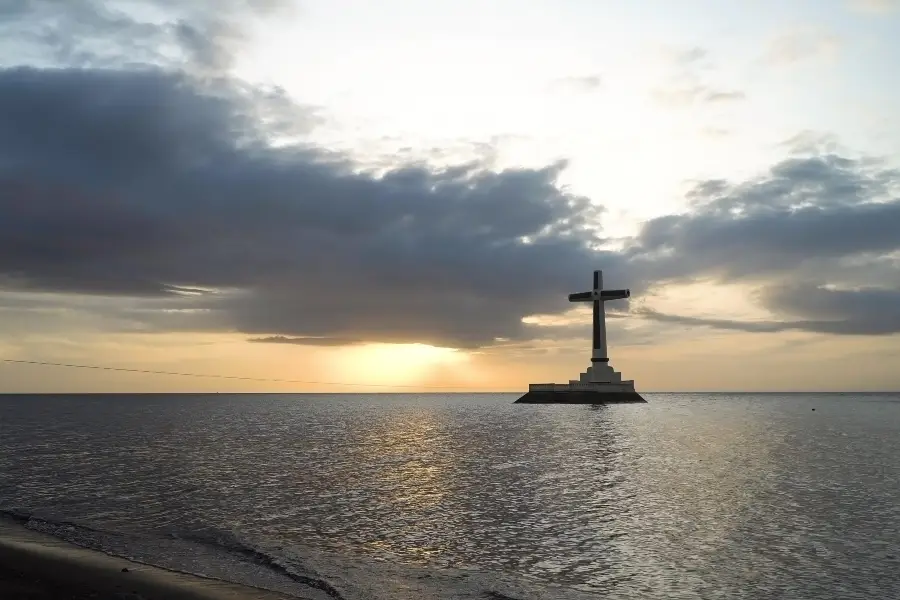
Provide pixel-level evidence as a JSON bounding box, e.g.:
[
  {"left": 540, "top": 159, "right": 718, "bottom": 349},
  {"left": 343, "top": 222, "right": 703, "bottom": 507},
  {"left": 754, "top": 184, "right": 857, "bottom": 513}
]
[{"left": 0, "top": 519, "right": 297, "bottom": 600}]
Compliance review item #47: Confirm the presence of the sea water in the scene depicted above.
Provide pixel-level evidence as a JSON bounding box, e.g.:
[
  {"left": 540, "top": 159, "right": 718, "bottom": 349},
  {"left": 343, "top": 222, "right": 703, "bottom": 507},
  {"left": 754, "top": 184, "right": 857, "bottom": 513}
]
[{"left": 1, "top": 392, "right": 898, "bottom": 599}]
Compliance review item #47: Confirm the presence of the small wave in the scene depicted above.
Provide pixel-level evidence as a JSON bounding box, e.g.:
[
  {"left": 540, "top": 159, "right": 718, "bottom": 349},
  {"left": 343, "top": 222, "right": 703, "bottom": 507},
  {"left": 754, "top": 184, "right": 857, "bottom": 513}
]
[
  {"left": 484, "top": 592, "right": 523, "bottom": 600},
  {"left": 1, "top": 508, "right": 335, "bottom": 599},
  {"left": 0, "top": 507, "right": 132, "bottom": 548},
  {"left": 170, "top": 527, "right": 346, "bottom": 599},
  {"left": 0, "top": 507, "right": 30, "bottom": 523},
  {"left": 1, "top": 507, "right": 102, "bottom": 532},
  {"left": 1, "top": 507, "right": 602, "bottom": 599}
]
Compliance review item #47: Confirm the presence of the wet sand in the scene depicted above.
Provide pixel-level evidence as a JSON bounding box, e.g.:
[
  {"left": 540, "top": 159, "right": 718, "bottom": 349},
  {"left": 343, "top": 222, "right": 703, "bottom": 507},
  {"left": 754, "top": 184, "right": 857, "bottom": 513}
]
[{"left": 0, "top": 519, "right": 300, "bottom": 599}]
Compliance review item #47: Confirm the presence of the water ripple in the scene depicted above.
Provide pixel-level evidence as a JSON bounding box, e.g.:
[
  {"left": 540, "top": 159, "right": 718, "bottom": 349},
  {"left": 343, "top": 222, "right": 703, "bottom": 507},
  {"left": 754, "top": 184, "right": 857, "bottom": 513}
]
[{"left": 1, "top": 392, "right": 899, "bottom": 599}]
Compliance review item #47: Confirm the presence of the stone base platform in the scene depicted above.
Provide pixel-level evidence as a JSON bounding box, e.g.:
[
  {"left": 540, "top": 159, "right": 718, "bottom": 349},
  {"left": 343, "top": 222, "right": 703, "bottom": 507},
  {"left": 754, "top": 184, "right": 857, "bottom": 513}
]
[{"left": 515, "top": 382, "right": 646, "bottom": 404}]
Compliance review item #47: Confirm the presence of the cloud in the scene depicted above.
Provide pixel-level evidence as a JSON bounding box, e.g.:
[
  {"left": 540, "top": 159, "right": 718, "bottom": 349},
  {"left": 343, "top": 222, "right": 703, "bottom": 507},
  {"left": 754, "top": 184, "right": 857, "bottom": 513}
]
[
  {"left": 700, "top": 127, "right": 731, "bottom": 139},
  {"left": 3, "top": 59, "right": 899, "bottom": 346},
  {"left": 248, "top": 336, "right": 367, "bottom": 347},
  {"left": 0, "top": 0, "right": 292, "bottom": 72},
  {"left": 2, "top": 0, "right": 900, "bottom": 354},
  {"left": 635, "top": 307, "right": 806, "bottom": 333},
  {"left": 652, "top": 85, "right": 746, "bottom": 107},
  {"left": 637, "top": 287, "right": 900, "bottom": 335},
  {"left": 779, "top": 130, "right": 842, "bottom": 155},
  {"left": 658, "top": 45, "right": 709, "bottom": 67},
  {"left": 626, "top": 154, "right": 900, "bottom": 335},
  {"left": 848, "top": 0, "right": 899, "bottom": 14},
  {"left": 0, "top": 64, "right": 618, "bottom": 349},
  {"left": 547, "top": 74, "right": 603, "bottom": 93},
  {"left": 652, "top": 45, "right": 745, "bottom": 108},
  {"left": 760, "top": 27, "right": 841, "bottom": 67},
  {"left": 762, "top": 283, "right": 900, "bottom": 334},
  {"left": 632, "top": 161, "right": 900, "bottom": 284}
]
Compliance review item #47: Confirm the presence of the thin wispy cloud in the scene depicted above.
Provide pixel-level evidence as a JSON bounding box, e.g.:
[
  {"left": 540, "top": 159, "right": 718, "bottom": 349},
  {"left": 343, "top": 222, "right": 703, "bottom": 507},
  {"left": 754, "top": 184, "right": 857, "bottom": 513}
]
[
  {"left": 658, "top": 45, "right": 710, "bottom": 67},
  {"left": 652, "top": 44, "right": 745, "bottom": 108},
  {"left": 547, "top": 74, "right": 603, "bottom": 93},
  {"left": 699, "top": 126, "right": 731, "bottom": 139},
  {"left": 652, "top": 85, "right": 746, "bottom": 107},
  {"left": 759, "top": 27, "right": 842, "bottom": 67},
  {"left": 848, "top": 0, "right": 899, "bottom": 14},
  {"left": 779, "top": 131, "right": 842, "bottom": 155}
]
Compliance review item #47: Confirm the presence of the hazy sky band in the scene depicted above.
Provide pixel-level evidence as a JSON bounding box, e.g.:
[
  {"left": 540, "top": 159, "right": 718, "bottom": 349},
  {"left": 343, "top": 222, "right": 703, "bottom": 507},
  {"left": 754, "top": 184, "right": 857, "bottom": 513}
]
[{"left": 0, "top": 0, "right": 898, "bottom": 391}]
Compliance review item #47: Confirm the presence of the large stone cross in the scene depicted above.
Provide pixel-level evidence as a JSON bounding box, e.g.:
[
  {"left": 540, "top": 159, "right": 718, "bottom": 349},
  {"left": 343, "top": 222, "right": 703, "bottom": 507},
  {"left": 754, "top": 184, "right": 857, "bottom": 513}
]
[{"left": 568, "top": 270, "right": 630, "bottom": 364}]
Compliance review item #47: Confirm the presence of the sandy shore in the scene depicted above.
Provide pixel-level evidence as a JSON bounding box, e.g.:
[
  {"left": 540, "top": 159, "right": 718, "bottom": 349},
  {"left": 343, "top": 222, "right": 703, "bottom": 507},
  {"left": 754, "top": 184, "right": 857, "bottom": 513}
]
[{"left": 0, "top": 518, "right": 302, "bottom": 599}]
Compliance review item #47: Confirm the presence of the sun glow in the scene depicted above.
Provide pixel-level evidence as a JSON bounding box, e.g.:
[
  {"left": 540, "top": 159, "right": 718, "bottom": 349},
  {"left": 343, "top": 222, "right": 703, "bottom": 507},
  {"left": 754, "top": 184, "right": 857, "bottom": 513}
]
[{"left": 336, "top": 343, "right": 469, "bottom": 387}]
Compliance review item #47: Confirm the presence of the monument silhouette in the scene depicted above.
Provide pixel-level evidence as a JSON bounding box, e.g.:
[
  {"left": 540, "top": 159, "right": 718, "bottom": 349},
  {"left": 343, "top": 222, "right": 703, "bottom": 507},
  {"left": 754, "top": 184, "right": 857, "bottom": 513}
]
[{"left": 516, "top": 270, "right": 646, "bottom": 404}]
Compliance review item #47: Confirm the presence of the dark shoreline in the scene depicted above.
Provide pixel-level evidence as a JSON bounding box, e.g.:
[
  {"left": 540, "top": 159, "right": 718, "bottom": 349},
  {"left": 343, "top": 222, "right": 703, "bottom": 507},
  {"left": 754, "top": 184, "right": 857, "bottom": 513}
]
[{"left": 0, "top": 519, "right": 294, "bottom": 599}]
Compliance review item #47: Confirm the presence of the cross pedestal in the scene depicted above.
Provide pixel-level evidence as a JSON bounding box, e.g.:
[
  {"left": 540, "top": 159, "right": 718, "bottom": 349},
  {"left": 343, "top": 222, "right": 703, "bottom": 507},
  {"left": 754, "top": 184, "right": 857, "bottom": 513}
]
[
  {"left": 572, "top": 362, "right": 622, "bottom": 384},
  {"left": 515, "top": 269, "right": 646, "bottom": 404}
]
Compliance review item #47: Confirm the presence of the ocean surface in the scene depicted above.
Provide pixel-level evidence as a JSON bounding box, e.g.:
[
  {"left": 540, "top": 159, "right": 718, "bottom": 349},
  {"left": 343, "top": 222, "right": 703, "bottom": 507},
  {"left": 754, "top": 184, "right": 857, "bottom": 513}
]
[{"left": 1, "top": 392, "right": 898, "bottom": 599}]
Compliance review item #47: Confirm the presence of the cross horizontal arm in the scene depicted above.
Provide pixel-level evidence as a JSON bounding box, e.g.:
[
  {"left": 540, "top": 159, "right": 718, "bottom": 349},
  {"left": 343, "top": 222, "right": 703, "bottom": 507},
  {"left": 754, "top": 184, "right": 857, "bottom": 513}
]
[
  {"left": 601, "top": 289, "right": 630, "bottom": 300},
  {"left": 568, "top": 289, "right": 631, "bottom": 303},
  {"left": 568, "top": 291, "right": 593, "bottom": 302}
]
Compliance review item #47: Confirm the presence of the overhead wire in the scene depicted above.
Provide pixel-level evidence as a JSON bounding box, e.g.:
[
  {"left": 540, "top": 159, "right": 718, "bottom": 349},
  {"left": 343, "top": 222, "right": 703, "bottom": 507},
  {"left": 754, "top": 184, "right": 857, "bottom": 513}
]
[{"left": 0, "top": 358, "right": 514, "bottom": 391}]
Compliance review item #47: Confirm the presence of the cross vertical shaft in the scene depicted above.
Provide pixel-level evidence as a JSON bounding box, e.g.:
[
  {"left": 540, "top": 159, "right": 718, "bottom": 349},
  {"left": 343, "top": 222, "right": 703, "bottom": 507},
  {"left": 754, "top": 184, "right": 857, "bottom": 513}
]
[
  {"left": 592, "top": 270, "right": 608, "bottom": 363},
  {"left": 567, "top": 269, "right": 629, "bottom": 368}
]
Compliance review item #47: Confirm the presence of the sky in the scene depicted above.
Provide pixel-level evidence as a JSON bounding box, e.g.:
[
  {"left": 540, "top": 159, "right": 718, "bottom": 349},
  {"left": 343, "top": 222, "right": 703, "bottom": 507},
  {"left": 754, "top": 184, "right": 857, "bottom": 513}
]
[{"left": 1, "top": 0, "right": 899, "bottom": 393}]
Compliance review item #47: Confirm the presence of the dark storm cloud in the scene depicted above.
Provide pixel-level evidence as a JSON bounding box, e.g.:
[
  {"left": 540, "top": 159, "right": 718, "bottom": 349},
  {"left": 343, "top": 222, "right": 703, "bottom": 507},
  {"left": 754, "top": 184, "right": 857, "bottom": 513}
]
[
  {"left": 637, "top": 284, "right": 900, "bottom": 336},
  {"left": 3, "top": 61, "right": 899, "bottom": 344},
  {"left": 0, "top": 65, "right": 614, "bottom": 348},
  {"left": 3, "top": 1, "right": 900, "bottom": 348},
  {"left": 630, "top": 154, "right": 900, "bottom": 281},
  {"left": 627, "top": 155, "right": 900, "bottom": 335},
  {"left": 762, "top": 283, "right": 900, "bottom": 335},
  {"left": 634, "top": 307, "right": 797, "bottom": 333}
]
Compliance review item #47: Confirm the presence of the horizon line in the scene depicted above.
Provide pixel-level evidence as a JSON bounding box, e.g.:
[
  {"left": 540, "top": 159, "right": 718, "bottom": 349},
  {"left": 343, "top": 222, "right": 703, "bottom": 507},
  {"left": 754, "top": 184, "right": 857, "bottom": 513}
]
[{"left": 1, "top": 390, "right": 898, "bottom": 395}]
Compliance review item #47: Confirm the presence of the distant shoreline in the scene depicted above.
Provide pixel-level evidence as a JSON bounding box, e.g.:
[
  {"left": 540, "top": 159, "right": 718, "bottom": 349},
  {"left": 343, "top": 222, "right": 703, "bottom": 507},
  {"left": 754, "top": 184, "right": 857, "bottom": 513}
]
[
  {"left": 1, "top": 391, "right": 898, "bottom": 395},
  {"left": 0, "top": 391, "right": 523, "bottom": 396},
  {"left": 0, "top": 518, "right": 293, "bottom": 599}
]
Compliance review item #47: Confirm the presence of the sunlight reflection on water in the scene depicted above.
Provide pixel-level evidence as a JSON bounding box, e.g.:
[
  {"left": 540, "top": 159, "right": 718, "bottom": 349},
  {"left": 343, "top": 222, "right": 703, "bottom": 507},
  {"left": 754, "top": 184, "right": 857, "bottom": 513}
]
[{"left": 1, "top": 392, "right": 899, "bottom": 598}]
